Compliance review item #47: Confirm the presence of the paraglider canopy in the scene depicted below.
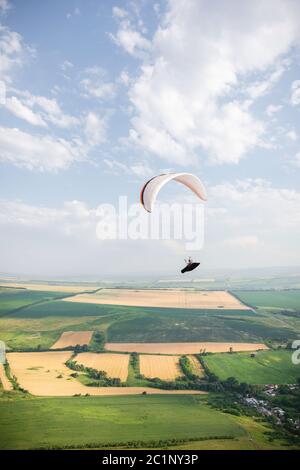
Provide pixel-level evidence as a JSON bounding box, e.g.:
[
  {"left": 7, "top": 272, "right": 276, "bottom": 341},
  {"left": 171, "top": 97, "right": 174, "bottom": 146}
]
[{"left": 140, "top": 172, "right": 207, "bottom": 213}]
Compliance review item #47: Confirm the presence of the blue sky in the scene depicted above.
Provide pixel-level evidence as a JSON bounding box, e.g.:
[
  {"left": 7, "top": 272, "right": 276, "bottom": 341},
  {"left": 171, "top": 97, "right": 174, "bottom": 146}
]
[{"left": 0, "top": 0, "right": 300, "bottom": 277}]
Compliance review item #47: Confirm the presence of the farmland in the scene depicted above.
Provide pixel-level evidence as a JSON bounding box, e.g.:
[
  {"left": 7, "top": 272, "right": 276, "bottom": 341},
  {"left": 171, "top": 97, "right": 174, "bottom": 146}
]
[
  {"left": 51, "top": 331, "right": 94, "bottom": 349},
  {"left": 64, "top": 288, "right": 250, "bottom": 309},
  {"left": 0, "top": 394, "right": 248, "bottom": 449},
  {"left": 106, "top": 342, "right": 268, "bottom": 354},
  {"left": 6, "top": 351, "right": 197, "bottom": 396},
  {"left": 0, "top": 282, "right": 99, "bottom": 293},
  {"left": 1, "top": 285, "right": 300, "bottom": 449},
  {"left": 233, "top": 290, "right": 300, "bottom": 312},
  {"left": 187, "top": 356, "right": 204, "bottom": 377},
  {"left": 139, "top": 355, "right": 181, "bottom": 380},
  {"left": 0, "top": 288, "right": 64, "bottom": 317},
  {"left": 76, "top": 353, "right": 130, "bottom": 381},
  {"left": 1, "top": 288, "right": 300, "bottom": 351},
  {"left": 106, "top": 308, "right": 299, "bottom": 343},
  {"left": 0, "top": 393, "right": 292, "bottom": 450},
  {"left": 205, "top": 350, "right": 300, "bottom": 384}
]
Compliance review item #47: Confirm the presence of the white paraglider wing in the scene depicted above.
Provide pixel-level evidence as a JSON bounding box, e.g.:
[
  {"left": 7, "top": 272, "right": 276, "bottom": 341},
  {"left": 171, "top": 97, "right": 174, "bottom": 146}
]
[{"left": 140, "top": 173, "right": 207, "bottom": 213}]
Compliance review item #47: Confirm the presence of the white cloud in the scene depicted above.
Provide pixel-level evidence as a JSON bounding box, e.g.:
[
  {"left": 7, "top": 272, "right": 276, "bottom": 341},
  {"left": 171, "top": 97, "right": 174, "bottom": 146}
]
[
  {"left": 204, "top": 178, "right": 300, "bottom": 267},
  {"left": 66, "top": 8, "right": 80, "bottom": 20},
  {"left": 80, "top": 67, "right": 115, "bottom": 100},
  {"left": 110, "top": 15, "right": 151, "bottom": 58},
  {"left": 112, "top": 6, "right": 128, "bottom": 19},
  {"left": 0, "top": 127, "right": 83, "bottom": 171},
  {"left": 0, "top": 0, "right": 11, "bottom": 14},
  {"left": 130, "top": 161, "right": 153, "bottom": 177},
  {"left": 84, "top": 112, "right": 107, "bottom": 146},
  {"left": 0, "top": 25, "right": 27, "bottom": 82},
  {"left": 5, "top": 96, "right": 47, "bottom": 127},
  {"left": 1, "top": 90, "right": 109, "bottom": 171},
  {"left": 286, "top": 129, "right": 298, "bottom": 141},
  {"left": 0, "top": 200, "right": 66, "bottom": 226},
  {"left": 224, "top": 235, "right": 259, "bottom": 248},
  {"left": 61, "top": 60, "right": 73, "bottom": 72},
  {"left": 292, "top": 152, "right": 300, "bottom": 167},
  {"left": 209, "top": 178, "right": 300, "bottom": 231},
  {"left": 25, "top": 93, "right": 78, "bottom": 128},
  {"left": 153, "top": 3, "right": 160, "bottom": 15},
  {"left": 266, "top": 104, "right": 282, "bottom": 116},
  {"left": 9, "top": 91, "right": 79, "bottom": 128},
  {"left": 118, "top": 70, "right": 131, "bottom": 86},
  {"left": 103, "top": 158, "right": 128, "bottom": 174},
  {"left": 0, "top": 198, "right": 101, "bottom": 240},
  {"left": 117, "top": 0, "right": 300, "bottom": 166},
  {"left": 290, "top": 80, "right": 300, "bottom": 105},
  {"left": 245, "top": 60, "right": 289, "bottom": 99},
  {"left": 103, "top": 158, "right": 153, "bottom": 177}
]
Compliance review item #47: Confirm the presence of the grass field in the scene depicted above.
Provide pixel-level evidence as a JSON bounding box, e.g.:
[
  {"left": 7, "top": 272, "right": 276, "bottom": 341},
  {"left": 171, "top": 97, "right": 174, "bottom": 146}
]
[
  {"left": 205, "top": 350, "right": 300, "bottom": 384},
  {"left": 233, "top": 290, "right": 300, "bottom": 311},
  {"left": 0, "top": 393, "right": 293, "bottom": 450},
  {"left": 106, "top": 308, "right": 299, "bottom": 343},
  {"left": 0, "top": 288, "right": 64, "bottom": 316},
  {"left": 169, "top": 415, "right": 291, "bottom": 450},
  {"left": 0, "top": 394, "right": 246, "bottom": 449}
]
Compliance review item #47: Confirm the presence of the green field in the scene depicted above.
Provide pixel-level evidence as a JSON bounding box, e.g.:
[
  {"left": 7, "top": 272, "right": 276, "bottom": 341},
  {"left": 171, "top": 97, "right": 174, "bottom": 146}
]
[
  {"left": 0, "top": 393, "right": 292, "bottom": 450},
  {"left": 1, "top": 288, "right": 300, "bottom": 350},
  {"left": 233, "top": 290, "right": 300, "bottom": 311},
  {"left": 0, "top": 394, "right": 245, "bottom": 449},
  {"left": 0, "top": 288, "right": 65, "bottom": 316},
  {"left": 169, "top": 415, "right": 290, "bottom": 450},
  {"left": 205, "top": 350, "right": 300, "bottom": 384},
  {"left": 106, "top": 308, "right": 299, "bottom": 343}
]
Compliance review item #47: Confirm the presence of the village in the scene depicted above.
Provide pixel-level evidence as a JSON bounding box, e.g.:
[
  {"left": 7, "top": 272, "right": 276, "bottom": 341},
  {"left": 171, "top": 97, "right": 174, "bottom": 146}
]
[{"left": 242, "top": 384, "right": 300, "bottom": 432}]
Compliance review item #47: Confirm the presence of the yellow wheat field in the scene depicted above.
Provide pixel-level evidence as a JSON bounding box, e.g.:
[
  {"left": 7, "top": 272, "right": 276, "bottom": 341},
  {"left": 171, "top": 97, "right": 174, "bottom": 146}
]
[
  {"left": 75, "top": 353, "right": 129, "bottom": 382},
  {"left": 0, "top": 282, "right": 98, "bottom": 293},
  {"left": 63, "top": 288, "right": 250, "bottom": 309},
  {"left": 106, "top": 342, "right": 268, "bottom": 354},
  {"left": 187, "top": 355, "right": 204, "bottom": 377},
  {"left": 51, "top": 331, "right": 93, "bottom": 349},
  {"left": 139, "top": 355, "right": 182, "bottom": 380},
  {"left": 6, "top": 352, "right": 202, "bottom": 396}
]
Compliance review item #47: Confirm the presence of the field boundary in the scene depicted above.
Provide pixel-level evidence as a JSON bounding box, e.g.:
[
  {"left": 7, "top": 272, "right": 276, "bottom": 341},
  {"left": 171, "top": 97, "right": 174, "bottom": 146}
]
[{"left": 228, "top": 290, "right": 255, "bottom": 310}]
